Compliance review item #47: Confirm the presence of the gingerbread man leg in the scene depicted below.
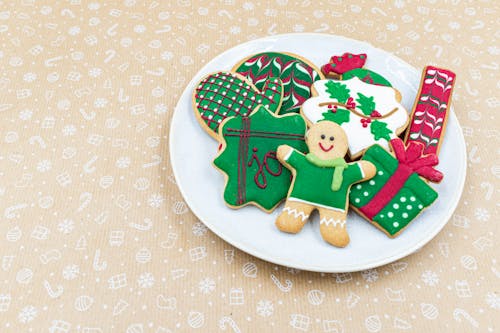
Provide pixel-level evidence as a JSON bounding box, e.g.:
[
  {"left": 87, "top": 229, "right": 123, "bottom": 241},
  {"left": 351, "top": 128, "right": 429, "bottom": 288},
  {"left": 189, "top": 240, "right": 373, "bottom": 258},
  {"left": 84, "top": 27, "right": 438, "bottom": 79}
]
[
  {"left": 317, "top": 208, "right": 349, "bottom": 248},
  {"left": 275, "top": 200, "right": 314, "bottom": 234}
]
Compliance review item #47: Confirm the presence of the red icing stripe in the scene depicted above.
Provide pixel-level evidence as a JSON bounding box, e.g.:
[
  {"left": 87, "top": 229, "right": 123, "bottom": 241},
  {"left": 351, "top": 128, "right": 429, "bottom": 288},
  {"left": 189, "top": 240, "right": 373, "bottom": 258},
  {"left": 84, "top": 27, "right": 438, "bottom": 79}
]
[{"left": 359, "top": 164, "right": 413, "bottom": 220}]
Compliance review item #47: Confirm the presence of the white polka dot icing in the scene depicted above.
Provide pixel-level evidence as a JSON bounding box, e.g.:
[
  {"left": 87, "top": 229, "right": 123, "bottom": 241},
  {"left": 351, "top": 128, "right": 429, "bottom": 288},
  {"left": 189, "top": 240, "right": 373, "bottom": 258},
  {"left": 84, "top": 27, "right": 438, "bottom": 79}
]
[
  {"left": 393, "top": 203, "right": 399, "bottom": 209},
  {"left": 400, "top": 197, "right": 407, "bottom": 202},
  {"left": 393, "top": 222, "right": 399, "bottom": 227},
  {"left": 387, "top": 212, "right": 394, "bottom": 218},
  {"left": 402, "top": 213, "right": 408, "bottom": 218}
]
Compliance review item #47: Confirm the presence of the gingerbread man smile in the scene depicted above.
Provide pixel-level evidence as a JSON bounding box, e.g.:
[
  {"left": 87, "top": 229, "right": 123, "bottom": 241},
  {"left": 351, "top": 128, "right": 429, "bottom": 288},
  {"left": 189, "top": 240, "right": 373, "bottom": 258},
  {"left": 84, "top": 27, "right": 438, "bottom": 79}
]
[
  {"left": 318, "top": 134, "right": 335, "bottom": 152},
  {"left": 319, "top": 142, "right": 334, "bottom": 152}
]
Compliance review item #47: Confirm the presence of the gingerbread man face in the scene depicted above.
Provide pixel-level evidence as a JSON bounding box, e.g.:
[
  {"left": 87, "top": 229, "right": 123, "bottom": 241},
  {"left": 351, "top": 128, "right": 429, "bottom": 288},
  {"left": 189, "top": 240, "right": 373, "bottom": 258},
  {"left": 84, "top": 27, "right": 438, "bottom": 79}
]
[{"left": 306, "top": 121, "right": 348, "bottom": 160}]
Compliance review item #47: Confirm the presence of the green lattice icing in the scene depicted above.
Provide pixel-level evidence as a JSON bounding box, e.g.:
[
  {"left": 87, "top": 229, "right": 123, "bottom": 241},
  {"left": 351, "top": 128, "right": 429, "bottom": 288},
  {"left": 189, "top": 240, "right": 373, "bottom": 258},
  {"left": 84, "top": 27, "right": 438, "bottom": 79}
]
[
  {"left": 194, "top": 72, "right": 283, "bottom": 134},
  {"left": 349, "top": 144, "right": 438, "bottom": 236},
  {"left": 213, "top": 105, "right": 307, "bottom": 211},
  {"left": 343, "top": 68, "right": 392, "bottom": 87},
  {"left": 234, "top": 52, "right": 321, "bottom": 114}
]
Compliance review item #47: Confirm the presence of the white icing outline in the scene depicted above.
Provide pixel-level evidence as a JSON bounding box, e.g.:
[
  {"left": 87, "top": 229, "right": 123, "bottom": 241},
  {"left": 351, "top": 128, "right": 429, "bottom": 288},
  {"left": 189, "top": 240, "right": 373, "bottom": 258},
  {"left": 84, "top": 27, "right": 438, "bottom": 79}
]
[
  {"left": 320, "top": 218, "right": 346, "bottom": 228},
  {"left": 283, "top": 206, "right": 309, "bottom": 222}
]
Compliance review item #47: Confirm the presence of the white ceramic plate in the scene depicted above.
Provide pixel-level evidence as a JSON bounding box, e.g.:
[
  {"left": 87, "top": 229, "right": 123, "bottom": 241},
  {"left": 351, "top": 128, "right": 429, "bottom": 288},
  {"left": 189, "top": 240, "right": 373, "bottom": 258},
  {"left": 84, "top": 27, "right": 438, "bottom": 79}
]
[{"left": 169, "top": 33, "right": 466, "bottom": 273}]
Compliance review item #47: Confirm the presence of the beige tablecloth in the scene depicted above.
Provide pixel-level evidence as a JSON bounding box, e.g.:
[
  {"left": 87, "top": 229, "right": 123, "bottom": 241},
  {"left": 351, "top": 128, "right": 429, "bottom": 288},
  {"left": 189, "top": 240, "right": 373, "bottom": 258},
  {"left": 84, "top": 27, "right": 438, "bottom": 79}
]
[{"left": 0, "top": 1, "right": 498, "bottom": 332}]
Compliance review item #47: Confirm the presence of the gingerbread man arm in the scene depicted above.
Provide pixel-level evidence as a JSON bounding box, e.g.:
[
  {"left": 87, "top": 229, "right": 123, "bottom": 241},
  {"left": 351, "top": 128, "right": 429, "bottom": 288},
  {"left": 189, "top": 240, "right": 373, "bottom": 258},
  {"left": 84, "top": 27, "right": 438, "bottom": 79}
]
[
  {"left": 359, "top": 160, "right": 376, "bottom": 181},
  {"left": 276, "top": 145, "right": 293, "bottom": 163}
]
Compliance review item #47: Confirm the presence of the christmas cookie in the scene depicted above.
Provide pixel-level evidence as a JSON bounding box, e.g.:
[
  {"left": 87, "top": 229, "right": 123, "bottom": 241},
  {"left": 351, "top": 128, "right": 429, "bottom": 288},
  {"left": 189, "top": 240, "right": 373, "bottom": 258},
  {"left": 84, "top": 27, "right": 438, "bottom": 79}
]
[
  {"left": 321, "top": 52, "right": 392, "bottom": 87},
  {"left": 232, "top": 52, "right": 323, "bottom": 115},
  {"left": 349, "top": 139, "right": 443, "bottom": 237},
  {"left": 193, "top": 72, "right": 283, "bottom": 139},
  {"left": 213, "top": 105, "right": 307, "bottom": 212},
  {"left": 404, "top": 66, "right": 456, "bottom": 155},
  {"left": 275, "top": 121, "right": 376, "bottom": 247},
  {"left": 301, "top": 77, "right": 409, "bottom": 159}
]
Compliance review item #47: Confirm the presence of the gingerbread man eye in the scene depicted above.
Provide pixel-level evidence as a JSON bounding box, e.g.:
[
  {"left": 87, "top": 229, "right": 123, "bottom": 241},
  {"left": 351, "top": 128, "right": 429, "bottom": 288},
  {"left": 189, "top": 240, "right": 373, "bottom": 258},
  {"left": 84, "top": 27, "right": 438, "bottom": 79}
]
[
  {"left": 329, "top": 136, "right": 334, "bottom": 141},
  {"left": 321, "top": 134, "right": 325, "bottom": 139}
]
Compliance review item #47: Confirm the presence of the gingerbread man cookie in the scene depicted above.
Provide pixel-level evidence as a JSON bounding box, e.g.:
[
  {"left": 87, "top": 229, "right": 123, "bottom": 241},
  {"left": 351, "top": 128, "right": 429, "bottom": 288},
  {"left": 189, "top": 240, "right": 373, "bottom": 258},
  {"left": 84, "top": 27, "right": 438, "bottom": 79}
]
[{"left": 276, "top": 121, "right": 376, "bottom": 247}]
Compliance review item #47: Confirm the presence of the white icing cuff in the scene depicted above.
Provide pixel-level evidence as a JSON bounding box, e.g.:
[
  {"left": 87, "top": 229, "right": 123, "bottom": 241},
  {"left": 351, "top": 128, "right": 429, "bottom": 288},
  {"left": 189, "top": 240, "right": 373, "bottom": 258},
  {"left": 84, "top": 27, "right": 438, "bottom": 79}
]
[
  {"left": 283, "top": 148, "right": 293, "bottom": 161},
  {"left": 288, "top": 197, "right": 346, "bottom": 213},
  {"left": 320, "top": 218, "right": 346, "bottom": 228},
  {"left": 358, "top": 162, "right": 365, "bottom": 178},
  {"left": 283, "top": 206, "right": 309, "bottom": 222}
]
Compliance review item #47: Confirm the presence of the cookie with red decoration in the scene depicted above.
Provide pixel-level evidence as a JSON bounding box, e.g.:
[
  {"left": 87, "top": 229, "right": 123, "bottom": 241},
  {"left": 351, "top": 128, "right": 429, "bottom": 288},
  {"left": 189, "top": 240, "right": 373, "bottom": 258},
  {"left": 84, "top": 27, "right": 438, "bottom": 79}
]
[
  {"left": 275, "top": 121, "right": 376, "bottom": 247},
  {"left": 321, "top": 52, "right": 392, "bottom": 87},
  {"left": 404, "top": 66, "right": 456, "bottom": 155},
  {"left": 232, "top": 52, "right": 323, "bottom": 115},
  {"left": 213, "top": 105, "right": 308, "bottom": 212},
  {"left": 349, "top": 139, "right": 443, "bottom": 237},
  {"left": 193, "top": 71, "right": 283, "bottom": 140},
  {"left": 301, "top": 77, "right": 409, "bottom": 160},
  {"left": 349, "top": 66, "right": 456, "bottom": 238}
]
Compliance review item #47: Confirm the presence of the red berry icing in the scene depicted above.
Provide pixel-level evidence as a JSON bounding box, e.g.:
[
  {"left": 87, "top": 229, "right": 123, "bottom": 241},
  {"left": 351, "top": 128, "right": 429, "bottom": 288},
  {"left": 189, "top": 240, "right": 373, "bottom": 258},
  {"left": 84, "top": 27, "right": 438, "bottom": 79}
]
[
  {"left": 346, "top": 97, "right": 356, "bottom": 109},
  {"left": 321, "top": 53, "right": 367, "bottom": 76},
  {"left": 370, "top": 110, "right": 382, "bottom": 118}
]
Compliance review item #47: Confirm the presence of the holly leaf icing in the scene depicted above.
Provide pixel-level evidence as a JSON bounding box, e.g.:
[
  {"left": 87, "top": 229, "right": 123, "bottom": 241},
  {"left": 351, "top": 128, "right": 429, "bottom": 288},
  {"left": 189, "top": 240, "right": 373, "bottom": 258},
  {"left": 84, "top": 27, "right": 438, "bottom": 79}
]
[
  {"left": 321, "top": 108, "right": 351, "bottom": 125},
  {"left": 325, "top": 81, "right": 350, "bottom": 104},
  {"left": 370, "top": 120, "right": 392, "bottom": 141},
  {"left": 356, "top": 93, "right": 376, "bottom": 116}
]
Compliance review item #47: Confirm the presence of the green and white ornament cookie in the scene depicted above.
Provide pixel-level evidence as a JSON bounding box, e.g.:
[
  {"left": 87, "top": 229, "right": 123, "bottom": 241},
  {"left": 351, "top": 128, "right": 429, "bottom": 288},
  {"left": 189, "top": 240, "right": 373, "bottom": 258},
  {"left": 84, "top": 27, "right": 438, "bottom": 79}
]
[
  {"left": 232, "top": 52, "right": 323, "bottom": 115},
  {"left": 301, "top": 77, "right": 409, "bottom": 159}
]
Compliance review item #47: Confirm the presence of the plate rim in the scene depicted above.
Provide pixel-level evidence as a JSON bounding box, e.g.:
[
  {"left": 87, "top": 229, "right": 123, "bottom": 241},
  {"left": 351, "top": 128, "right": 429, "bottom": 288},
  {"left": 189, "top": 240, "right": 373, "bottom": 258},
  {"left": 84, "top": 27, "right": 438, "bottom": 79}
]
[{"left": 169, "top": 33, "right": 467, "bottom": 273}]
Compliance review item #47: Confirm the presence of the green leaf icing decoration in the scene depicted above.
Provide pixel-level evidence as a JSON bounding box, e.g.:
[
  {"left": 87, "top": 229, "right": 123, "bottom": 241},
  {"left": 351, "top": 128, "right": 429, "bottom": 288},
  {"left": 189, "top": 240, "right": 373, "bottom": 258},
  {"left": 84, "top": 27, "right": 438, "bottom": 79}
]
[
  {"left": 324, "top": 81, "right": 350, "bottom": 104},
  {"left": 370, "top": 120, "right": 393, "bottom": 141},
  {"left": 321, "top": 107, "right": 351, "bottom": 125},
  {"left": 356, "top": 93, "right": 376, "bottom": 116}
]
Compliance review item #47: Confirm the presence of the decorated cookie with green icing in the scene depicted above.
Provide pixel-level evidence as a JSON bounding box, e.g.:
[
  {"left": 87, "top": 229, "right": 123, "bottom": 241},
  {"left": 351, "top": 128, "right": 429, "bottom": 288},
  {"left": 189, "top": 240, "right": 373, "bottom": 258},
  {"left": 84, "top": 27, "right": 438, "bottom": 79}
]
[
  {"left": 193, "top": 72, "right": 283, "bottom": 139},
  {"left": 213, "top": 105, "right": 307, "bottom": 212},
  {"left": 232, "top": 52, "right": 323, "bottom": 115},
  {"left": 342, "top": 68, "right": 392, "bottom": 87},
  {"left": 275, "top": 121, "right": 376, "bottom": 248},
  {"left": 320, "top": 52, "right": 392, "bottom": 87},
  {"left": 350, "top": 139, "right": 443, "bottom": 237},
  {"left": 301, "top": 77, "right": 409, "bottom": 159}
]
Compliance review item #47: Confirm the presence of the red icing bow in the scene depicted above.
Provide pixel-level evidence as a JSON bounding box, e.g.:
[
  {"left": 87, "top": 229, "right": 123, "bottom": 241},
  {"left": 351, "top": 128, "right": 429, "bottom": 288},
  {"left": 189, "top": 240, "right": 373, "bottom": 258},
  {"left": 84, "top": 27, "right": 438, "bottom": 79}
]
[
  {"left": 390, "top": 138, "right": 443, "bottom": 183},
  {"left": 321, "top": 52, "right": 367, "bottom": 76}
]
